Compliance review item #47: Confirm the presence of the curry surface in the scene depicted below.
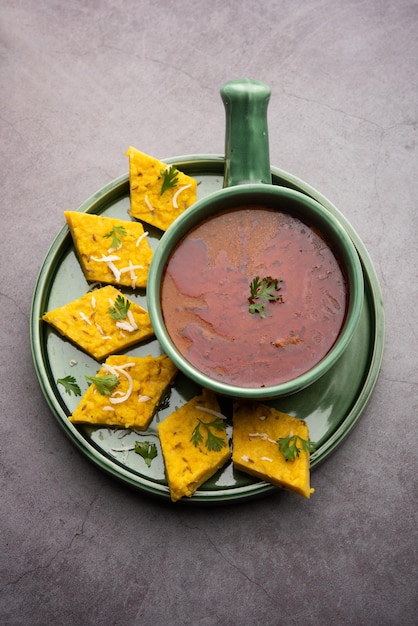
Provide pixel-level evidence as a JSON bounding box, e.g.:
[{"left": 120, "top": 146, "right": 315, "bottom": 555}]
[{"left": 161, "top": 207, "right": 347, "bottom": 388}]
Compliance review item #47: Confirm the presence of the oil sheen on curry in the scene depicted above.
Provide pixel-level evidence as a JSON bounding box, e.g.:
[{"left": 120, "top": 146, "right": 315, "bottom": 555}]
[{"left": 161, "top": 207, "right": 348, "bottom": 388}]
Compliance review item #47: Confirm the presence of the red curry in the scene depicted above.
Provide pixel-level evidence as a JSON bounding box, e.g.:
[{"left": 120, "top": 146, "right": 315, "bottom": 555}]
[{"left": 161, "top": 207, "right": 347, "bottom": 388}]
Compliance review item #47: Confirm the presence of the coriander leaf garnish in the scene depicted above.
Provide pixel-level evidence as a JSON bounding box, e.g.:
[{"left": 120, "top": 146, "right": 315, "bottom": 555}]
[
  {"left": 108, "top": 295, "right": 131, "bottom": 320},
  {"left": 85, "top": 374, "right": 119, "bottom": 396},
  {"left": 277, "top": 435, "right": 316, "bottom": 462},
  {"left": 248, "top": 275, "right": 283, "bottom": 318},
  {"left": 134, "top": 441, "right": 158, "bottom": 467},
  {"left": 191, "top": 416, "right": 226, "bottom": 452},
  {"left": 103, "top": 225, "right": 127, "bottom": 249},
  {"left": 160, "top": 165, "right": 179, "bottom": 195},
  {"left": 57, "top": 375, "right": 81, "bottom": 397}
]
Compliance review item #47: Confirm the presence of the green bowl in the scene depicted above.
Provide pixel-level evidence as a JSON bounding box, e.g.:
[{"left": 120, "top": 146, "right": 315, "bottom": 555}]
[
  {"left": 147, "top": 183, "right": 364, "bottom": 399},
  {"left": 147, "top": 79, "right": 364, "bottom": 399}
]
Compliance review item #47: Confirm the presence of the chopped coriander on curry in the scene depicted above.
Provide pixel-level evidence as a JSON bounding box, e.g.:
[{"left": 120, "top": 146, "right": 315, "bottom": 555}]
[{"left": 248, "top": 276, "right": 283, "bottom": 318}]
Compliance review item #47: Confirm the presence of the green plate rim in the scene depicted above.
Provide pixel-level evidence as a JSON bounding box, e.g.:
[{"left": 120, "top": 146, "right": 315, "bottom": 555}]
[{"left": 30, "top": 154, "right": 384, "bottom": 504}]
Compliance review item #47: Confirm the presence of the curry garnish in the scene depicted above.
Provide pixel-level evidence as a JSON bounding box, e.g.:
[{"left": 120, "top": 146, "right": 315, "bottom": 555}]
[
  {"left": 248, "top": 276, "right": 283, "bottom": 318},
  {"left": 191, "top": 417, "right": 227, "bottom": 452},
  {"left": 57, "top": 375, "right": 81, "bottom": 397},
  {"left": 108, "top": 294, "right": 131, "bottom": 320},
  {"left": 134, "top": 441, "right": 158, "bottom": 467},
  {"left": 160, "top": 165, "right": 179, "bottom": 195},
  {"left": 103, "top": 225, "right": 127, "bottom": 249},
  {"left": 277, "top": 435, "right": 316, "bottom": 461},
  {"left": 85, "top": 373, "right": 120, "bottom": 396}
]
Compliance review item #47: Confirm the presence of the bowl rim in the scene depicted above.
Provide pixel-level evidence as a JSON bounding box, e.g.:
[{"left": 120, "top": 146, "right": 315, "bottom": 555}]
[{"left": 147, "top": 183, "right": 364, "bottom": 399}]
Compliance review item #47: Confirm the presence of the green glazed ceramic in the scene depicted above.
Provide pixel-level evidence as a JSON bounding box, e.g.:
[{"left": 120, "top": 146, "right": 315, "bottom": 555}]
[
  {"left": 221, "top": 78, "right": 272, "bottom": 186},
  {"left": 147, "top": 80, "right": 364, "bottom": 399},
  {"left": 31, "top": 156, "right": 384, "bottom": 503}
]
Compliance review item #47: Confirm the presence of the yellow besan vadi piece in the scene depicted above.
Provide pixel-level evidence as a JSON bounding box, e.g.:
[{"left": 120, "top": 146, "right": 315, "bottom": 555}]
[
  {"left": 70, "top": 354, "right": 178, "bottom": 430},
  {"left": 232, "top": 401, "right": 315, "bottom": 499},
  {"left": 126, "top": 146, "right": 197, "bottom": 231},
  {"left": 158, "top": 389, "right": 231, "bottom": 502},
  {"left": 42, "top": 285, "right": 154, "bottom": 360},
  {"left": 65, "top": 211, "right": 153, "bottom": 288}
]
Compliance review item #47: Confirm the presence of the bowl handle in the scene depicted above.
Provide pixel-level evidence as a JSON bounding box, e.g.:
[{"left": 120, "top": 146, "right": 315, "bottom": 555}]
[{"left": 220, "top": 79, "right": 272, "bottom": 187}]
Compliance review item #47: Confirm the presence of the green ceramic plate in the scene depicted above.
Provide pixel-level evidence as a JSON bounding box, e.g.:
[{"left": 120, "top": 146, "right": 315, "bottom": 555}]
[{"left": 30, "top": 155, "right": 384, "bottom": 504}]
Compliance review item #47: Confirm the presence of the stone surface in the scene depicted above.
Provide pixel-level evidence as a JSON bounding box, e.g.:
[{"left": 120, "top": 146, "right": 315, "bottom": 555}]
[{"left": 1, "top": 1, "right": 417, "bottom": 624}]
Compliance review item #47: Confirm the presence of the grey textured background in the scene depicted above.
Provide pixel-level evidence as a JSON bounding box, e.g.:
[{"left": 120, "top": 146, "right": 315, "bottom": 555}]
[{"left": 1, "top": 1, "right": 417, "bottom": 625}]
